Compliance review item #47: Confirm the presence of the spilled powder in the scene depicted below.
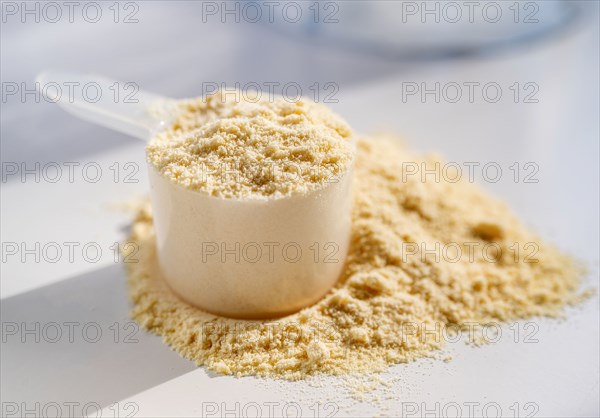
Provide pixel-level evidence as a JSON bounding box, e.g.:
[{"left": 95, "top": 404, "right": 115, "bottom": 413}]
[
  {"left": 147, "top": 96, "right": 353, "bottom": 199},
  {"left": 124, "top": 132, "right": 586, "bottom": 380}
]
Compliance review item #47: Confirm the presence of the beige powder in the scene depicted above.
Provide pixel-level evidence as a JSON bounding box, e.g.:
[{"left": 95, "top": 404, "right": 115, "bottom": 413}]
[
  {"left": 125, "top": 133, "right": 585, "bottom": 380},
  {"left": 147, "top": 96, "right": 354, "bottom": 199}
]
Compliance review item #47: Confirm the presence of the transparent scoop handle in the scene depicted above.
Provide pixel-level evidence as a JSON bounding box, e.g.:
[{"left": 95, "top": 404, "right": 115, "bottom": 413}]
[{"left": 36, "top": 70, "right": 173, "bottom": 140}]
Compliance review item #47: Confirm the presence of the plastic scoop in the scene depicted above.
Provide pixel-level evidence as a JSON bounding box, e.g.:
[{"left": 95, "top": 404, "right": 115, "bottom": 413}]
[
  {"left": 36, "top": 70, "right": 172, "bottom": 140},
  {"left": 37, "top": 71, "right": 353, "bottom": 319}
]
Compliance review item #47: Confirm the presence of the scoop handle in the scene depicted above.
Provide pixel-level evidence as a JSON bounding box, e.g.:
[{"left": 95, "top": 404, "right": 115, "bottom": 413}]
[{"left": 35, "top": 70, "right": 172, "bottom": 140}]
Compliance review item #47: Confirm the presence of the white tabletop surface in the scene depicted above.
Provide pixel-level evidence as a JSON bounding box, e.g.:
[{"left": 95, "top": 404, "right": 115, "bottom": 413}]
[{"left": 1, "top": 2, "right": 599, "bottom": 417}]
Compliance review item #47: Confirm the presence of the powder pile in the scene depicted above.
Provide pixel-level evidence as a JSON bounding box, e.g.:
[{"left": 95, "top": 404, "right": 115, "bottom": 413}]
[
  {"left": 147, "top": 95, "right": 354, "bottom": 199},
  {"left": 125, "top": 117, "right": 585, "bottom": 379}
]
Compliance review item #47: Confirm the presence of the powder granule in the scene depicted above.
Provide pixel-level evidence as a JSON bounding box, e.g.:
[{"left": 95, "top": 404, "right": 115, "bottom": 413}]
[
  {"left": 147, "top": 96, "right": 354, "bottom": 199},
  {"left": 124, "top": 134, "right": 585, "bottom": 380}
]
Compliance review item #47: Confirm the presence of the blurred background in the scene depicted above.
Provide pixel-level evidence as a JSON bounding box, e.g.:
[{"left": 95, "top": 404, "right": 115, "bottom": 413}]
[
  {"left": 2, "top": 1, "right": 599, "bottom": 416},
  {"left": 2, "top": 1, "right": 598, "bottom": 159}
]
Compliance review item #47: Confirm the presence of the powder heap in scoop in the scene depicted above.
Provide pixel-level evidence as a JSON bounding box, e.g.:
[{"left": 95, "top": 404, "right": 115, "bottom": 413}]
[
  {"left": 125, "top": 97, "right": 586, "bottom": 379},
  {"left": 147, "top": 94, "right": 354, "bottom": 199}
]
